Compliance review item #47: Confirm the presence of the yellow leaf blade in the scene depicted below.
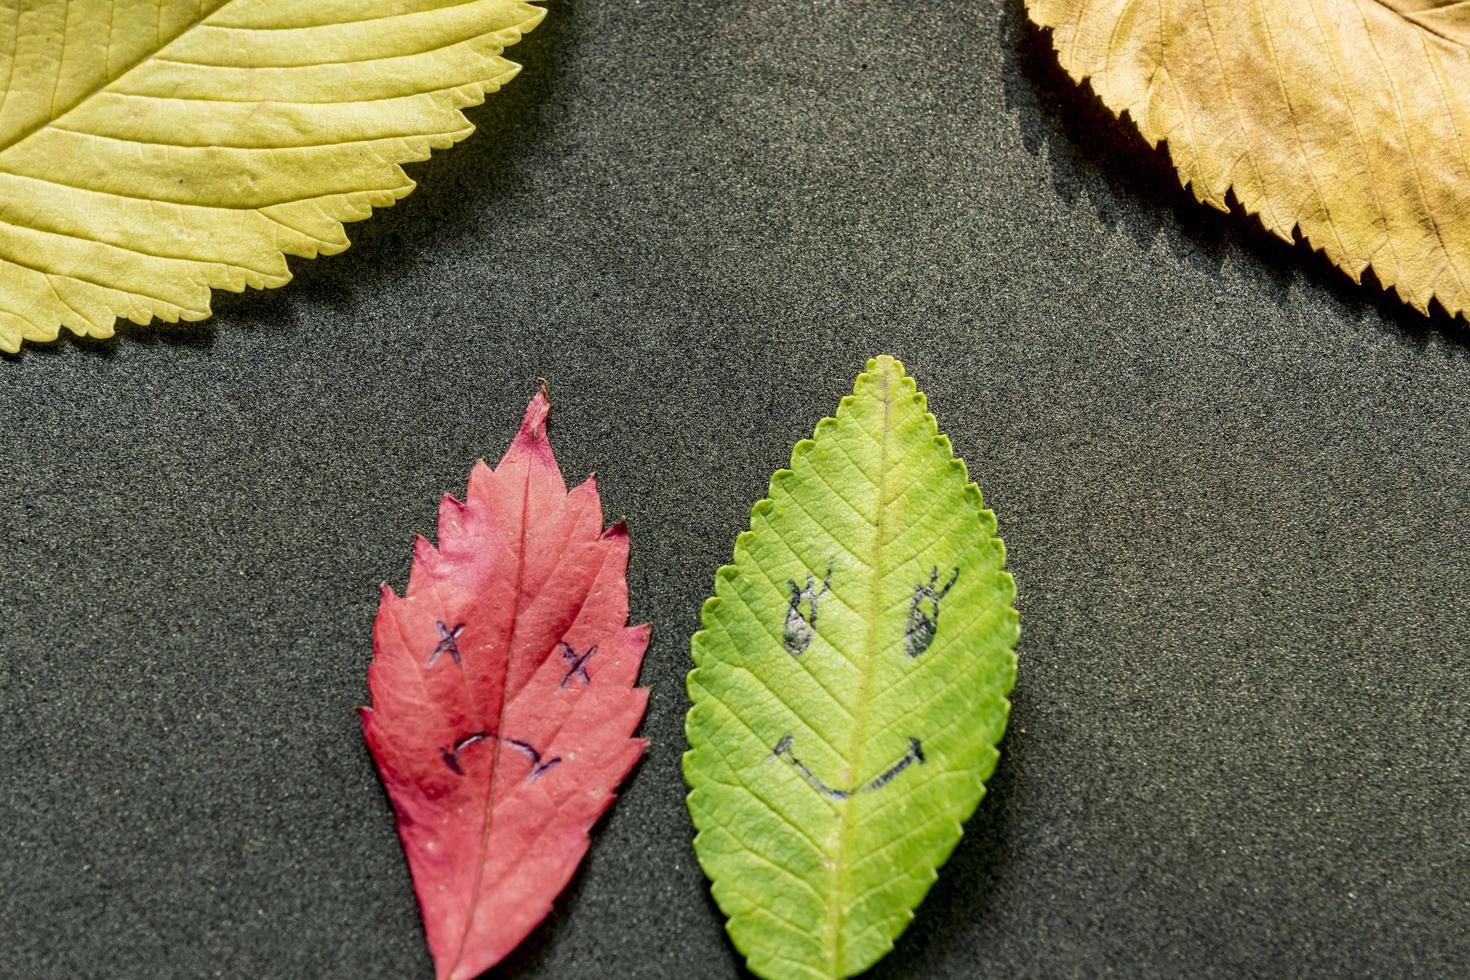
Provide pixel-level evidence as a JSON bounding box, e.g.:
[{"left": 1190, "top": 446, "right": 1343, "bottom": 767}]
[{"left": 0, "top": 0, "right": 545, "bottom": 352}]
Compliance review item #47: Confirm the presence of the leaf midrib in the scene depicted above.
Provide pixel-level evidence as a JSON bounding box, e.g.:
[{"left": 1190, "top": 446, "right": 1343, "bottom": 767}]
[
  {"left": 0, "top": 0, "right": 233, "bottom": 156},
  {"left": 826, "top": 367, "right": 893, "bottom": 978},
  {"left": 447, "top": 465, "right": 533, "bottom": 980}
]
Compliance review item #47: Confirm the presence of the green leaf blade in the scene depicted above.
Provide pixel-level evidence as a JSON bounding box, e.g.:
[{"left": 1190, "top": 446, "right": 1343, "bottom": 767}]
[{"left": 685, "top": 356, "right": 1019, "bottom": 980}]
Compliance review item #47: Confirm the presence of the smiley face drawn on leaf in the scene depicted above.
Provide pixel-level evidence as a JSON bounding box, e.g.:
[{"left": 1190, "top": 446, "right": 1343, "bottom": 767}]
[
  {"left": 687, "top": 357, "right": 1020, "bottom": 980},
  {"left": 766, "top": 562, "right": 957, "bottom": 800},
  {"left": 782, "top": 564, "right": 832, "bottom": 656}
]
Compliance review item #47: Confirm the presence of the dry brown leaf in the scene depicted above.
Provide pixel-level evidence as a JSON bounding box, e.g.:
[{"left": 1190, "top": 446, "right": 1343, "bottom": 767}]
[{"left": 1025, "top": 0, "right": 1470, "bottom": 320}]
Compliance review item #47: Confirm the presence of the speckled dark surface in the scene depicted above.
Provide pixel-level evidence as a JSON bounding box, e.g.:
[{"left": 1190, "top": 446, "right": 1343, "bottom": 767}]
[{"left": 2, "top": 3, "right": 1468, "bottom": 978}]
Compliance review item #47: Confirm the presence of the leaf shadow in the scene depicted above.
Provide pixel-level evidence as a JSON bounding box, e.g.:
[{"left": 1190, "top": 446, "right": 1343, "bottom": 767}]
[
  {"left": 223, "top": 4, "right": 568, "bottom": 331},
  {"left": 483, "top": 743, "right": 653, "bottom": 978},
  {"left": 999, "top": 0, "right": 1469, "bottom": 354},
  {"left": 3, "top": 317, "right": 220, "bottom": 362},
  {"left": 866, "top": 703, "right": 1023, "bottom": 979},
  {"left": 481, "top": 852, "right": 595, "bottom": 979}
]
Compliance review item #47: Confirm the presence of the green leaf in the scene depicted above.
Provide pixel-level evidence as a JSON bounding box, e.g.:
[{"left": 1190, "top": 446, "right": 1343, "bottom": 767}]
[
  {"left": 684, "top": 355, "right": 1019, "bottom": 980},
  {"left": 0, "top": 0, "right": 545, "bottom": 353}
]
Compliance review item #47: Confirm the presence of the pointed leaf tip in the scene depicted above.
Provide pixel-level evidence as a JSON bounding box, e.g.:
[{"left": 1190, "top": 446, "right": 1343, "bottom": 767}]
[
  {"left": 511, "top": 385, "right": 553, "bottom": 453},
  {"left": 362, "top": 390, "right": 648, "bottom": 976}
]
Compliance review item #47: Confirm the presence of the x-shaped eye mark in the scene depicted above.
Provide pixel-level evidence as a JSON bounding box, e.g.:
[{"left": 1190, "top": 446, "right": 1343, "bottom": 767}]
[
  {"left": 427, "top": 621, "right": 465, "bottom": 667},
  {"left": 558, "top": 641, "right": 597, "bottom": 688}
]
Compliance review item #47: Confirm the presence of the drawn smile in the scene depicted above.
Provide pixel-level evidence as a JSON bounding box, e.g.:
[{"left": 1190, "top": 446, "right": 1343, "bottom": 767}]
[{"left": 769, "top": 734, "right": 925, "bottom": 801}]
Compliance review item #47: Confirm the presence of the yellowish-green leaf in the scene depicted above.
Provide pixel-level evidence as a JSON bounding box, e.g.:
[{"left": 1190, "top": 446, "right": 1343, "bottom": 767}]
[
  {"left": 685, "top": 356, "right": 1019, "bottom": 980},
  {"left": 0, "top": 0, "right": 544, "bottom": 353},
  {"left": 1026, "top": 0, "right": 1470, "bottom": 321}
]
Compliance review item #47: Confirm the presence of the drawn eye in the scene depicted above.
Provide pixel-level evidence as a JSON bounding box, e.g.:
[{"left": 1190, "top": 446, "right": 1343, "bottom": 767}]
[
  {"left": 426, "top": 621, "right": 466, "bottom": 667},
  {"left": 904, "top": 566, "right": 958, "bottom": 658},
  {"left": 557, "top": 641, "right": 597, "bottom": 688},
  {"left": 782, "top": 563, "right": 832, "bottom": 656}
]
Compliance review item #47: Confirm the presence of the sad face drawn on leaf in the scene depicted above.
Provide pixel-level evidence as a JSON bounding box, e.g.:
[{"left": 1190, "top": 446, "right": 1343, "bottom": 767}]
[
  {"left": 768, "top": 563, "right": 960, "bottom": 801},
  {"left": 438, "top": 730, "right": 561, "bottom": 782},
  {"left": 422, "top": 625, "right": 591, "bottom": 787}
]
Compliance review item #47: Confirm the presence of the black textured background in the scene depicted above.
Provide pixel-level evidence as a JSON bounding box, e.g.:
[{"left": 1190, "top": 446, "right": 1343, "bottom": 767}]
[{"left": 2, "top": 3, "right": 1468, "bottom": 978}]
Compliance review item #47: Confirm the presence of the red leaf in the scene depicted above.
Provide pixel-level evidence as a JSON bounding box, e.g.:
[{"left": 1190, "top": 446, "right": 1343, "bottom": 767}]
[{"left": 360, "top": 388, "right": 649, "bottom": 980}]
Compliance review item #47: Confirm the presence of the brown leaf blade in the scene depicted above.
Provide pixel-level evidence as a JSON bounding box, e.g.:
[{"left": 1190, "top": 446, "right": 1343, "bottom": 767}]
[{"left": 1026, "top": 0, "right": 1470, "bottom": 320}]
